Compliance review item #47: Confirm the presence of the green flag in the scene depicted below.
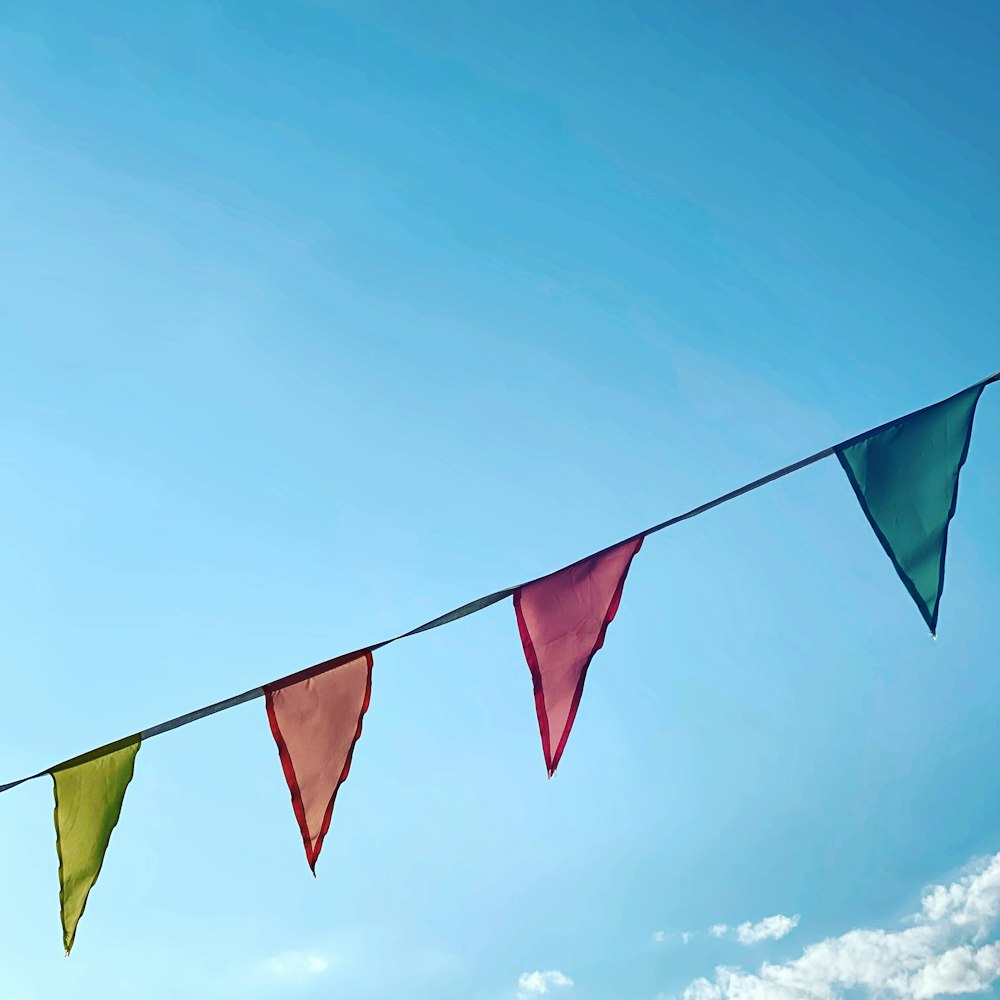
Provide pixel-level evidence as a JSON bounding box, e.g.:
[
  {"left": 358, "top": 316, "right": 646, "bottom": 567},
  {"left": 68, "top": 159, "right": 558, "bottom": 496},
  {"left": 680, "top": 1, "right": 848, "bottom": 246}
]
[
  {"left": 836, "top": 384, "right": 984, "bottom": 635},
  {"left": 51, "top": 736, "right": 140, "bottom": 954}
]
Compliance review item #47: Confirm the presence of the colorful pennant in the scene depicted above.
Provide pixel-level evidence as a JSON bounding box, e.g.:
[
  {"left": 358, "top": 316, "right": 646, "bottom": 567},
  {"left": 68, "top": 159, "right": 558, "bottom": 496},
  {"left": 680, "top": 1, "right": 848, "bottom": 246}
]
[
  {"left": 837, "top": 384, "right": 984, "bottom": 635},
  {"left": 514, "top": 537, "right": 643, "bottom": 776},
  {"left": 51, "top": 737, "right": 140, "bottom": 954},
  {"left": 264, "top": 651, "right": 373, "bottom": 873}
]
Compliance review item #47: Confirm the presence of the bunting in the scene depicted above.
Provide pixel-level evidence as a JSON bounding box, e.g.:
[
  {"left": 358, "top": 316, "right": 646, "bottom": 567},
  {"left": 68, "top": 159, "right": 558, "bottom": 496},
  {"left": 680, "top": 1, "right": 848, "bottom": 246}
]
[
  {"left": 514, "top": 538, "right": 643, "bottom": 776},
  {"left": 0, "top": 371, "right": 995, "bottom": 953},
  {"left": 51, "top": 737, "right": 140, "bottom": 954},
  {"left": 264, "top": 651, "right": 373, "bottom": 873},
  {"left": 836, "top": 384, "right": 984, "bottom": 635}
]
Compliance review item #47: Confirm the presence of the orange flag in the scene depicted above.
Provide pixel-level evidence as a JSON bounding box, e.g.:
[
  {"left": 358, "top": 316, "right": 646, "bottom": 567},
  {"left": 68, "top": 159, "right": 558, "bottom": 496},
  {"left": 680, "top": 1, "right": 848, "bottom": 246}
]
[{"left": 264, "top": 651, "right": 373, "bottom": 873}]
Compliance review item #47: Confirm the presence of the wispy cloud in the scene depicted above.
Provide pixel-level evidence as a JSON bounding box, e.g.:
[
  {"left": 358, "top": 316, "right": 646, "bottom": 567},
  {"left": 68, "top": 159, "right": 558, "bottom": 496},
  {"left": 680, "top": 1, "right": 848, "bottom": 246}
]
[
  {"left": 517, "top": 969, "right": 574, "bottom": 998},
  {"left": 261, "top": 949, "right": 331, "bottom": 983},
  {"left": 678, "top": 852, "right": 1000, "bottom": 999},
  {"left": 709, "top": 925, "right": 728, "bottom": 938},
  {"left": 653, "top": 931, "right": 693, "bottom": 946},
  {"left": 735, "top": 913, "right": 800, "bottom": 944}
]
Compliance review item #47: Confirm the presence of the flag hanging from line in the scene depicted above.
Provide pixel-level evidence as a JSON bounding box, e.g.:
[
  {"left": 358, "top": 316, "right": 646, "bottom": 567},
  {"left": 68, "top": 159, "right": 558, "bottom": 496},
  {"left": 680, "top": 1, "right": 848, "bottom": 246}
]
[
  {"left": 264, "top": 651, "right": 373, "bottom": 873},
  {"left": 514, "top": 538, "right": 643, "bottom": 776},
  {"left": 836, "top": 383, "right": 984, "bottom": 635},
  {"left": 51, "top": 737, "right": 140, "bottom": 954}
]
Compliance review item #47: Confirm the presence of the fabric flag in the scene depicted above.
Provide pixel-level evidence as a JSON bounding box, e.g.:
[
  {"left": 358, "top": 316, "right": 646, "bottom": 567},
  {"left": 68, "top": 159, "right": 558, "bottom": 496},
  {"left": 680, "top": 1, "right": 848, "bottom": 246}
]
[
  {"left": 264, "top": 651, "right": 373, "bottom": 873},
  {"left": 836, "top": 383, "right": 984, "bottom": 635},
  {"left": 51, "top": 736, "right": 140, "bottom": 954},
  {"left": 514, "top": 537, "right": 643, "bottom": 776}
]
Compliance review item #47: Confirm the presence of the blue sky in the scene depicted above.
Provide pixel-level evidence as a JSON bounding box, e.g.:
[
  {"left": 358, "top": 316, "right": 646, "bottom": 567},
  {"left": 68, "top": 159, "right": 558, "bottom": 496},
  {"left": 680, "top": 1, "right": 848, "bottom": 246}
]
[{"left": 0, "top": 1, "right": 997, "bottom": 998}]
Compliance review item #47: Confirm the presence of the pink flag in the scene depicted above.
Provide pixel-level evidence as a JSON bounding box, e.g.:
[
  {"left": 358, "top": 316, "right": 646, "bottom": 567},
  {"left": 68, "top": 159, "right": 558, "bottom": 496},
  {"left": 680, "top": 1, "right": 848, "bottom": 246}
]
[
  {"left": 514, "top": 537, "right": 643, "bottom": 776},
  {"left": 264, "top": 651, "right": 373, "bottom": 873}
]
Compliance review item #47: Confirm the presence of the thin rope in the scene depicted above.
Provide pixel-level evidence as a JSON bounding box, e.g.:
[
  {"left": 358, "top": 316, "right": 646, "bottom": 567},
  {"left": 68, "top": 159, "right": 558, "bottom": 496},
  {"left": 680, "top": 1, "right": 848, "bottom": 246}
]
[{"left": 2, "top": 369, "right": 996, "bottom": 795}]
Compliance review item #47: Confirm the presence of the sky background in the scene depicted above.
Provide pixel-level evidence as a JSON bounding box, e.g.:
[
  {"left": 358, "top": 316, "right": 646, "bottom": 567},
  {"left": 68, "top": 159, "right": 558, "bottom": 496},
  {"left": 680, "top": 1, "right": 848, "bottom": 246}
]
[{"left": 0, "top": 1, "right": 998, "bottom": 998}]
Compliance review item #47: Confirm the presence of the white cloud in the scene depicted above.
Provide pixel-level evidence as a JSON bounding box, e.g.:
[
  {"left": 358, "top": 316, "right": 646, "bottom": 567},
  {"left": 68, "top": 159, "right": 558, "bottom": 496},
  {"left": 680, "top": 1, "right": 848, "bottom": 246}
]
[
  {"left": 679, "top": 852, "right": 1000, "bottom": 1000},
  {"left": 710, "top": 925, "right": 729, "bottom": 938},
  {"left": 736, "top": 914, "right": 800, "bottom": 944},
  {"left": 653, "top": 931, "right": 693, "bottom": 946},
  {"left": 517, "top": 969, "right": 573, "bottom": 998},
  {"left": 261, "top": 949, "right": 330, "bottom": 982},
  {"left": 920, "top": 856, "right": 1000, "bottom": 935}
]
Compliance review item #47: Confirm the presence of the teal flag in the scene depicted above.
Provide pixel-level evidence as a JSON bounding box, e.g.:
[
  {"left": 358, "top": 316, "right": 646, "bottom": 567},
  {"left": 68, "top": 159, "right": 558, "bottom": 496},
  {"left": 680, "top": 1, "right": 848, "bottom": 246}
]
[{"left": 836, "top": 384, "right": 984, "bottom": 635}]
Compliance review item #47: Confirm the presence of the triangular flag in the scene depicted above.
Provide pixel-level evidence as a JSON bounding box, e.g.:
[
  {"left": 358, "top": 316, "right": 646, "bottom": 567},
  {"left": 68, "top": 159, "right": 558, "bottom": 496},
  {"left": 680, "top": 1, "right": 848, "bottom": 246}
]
[
  {"left": 514, "top": 537, "right": 643, "bottom": 776},
  {"left": 51, "top": 736, "right": 140, "bottom": 954},
  {"left": 264, "top": 651, "right": 373, "bottom": 873},
  {"left": 836, "top": 384, "right": 984, "bottom": 635}
]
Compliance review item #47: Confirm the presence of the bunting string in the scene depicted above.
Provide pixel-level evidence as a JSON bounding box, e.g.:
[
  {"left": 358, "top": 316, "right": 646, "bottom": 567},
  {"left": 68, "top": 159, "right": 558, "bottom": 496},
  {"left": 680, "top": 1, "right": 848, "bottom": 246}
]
[
  {"left": 2, "top": 369, "right": 998, "bottom": 953},
  {"left": 2, "top": 369, "right": 996, "bottom": 798}
]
